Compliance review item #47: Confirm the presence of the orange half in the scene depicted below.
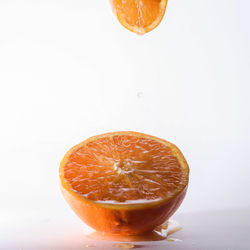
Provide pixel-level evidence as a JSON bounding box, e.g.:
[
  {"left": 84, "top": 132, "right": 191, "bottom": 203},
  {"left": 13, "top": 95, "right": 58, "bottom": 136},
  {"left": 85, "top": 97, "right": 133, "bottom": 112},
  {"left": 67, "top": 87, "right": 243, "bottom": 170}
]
[
  {"left": 59, "top": 131, "right": 189, "bottom": 235},
  {"left": 110, "top": 0, "right": 168, "bottom": 35}
]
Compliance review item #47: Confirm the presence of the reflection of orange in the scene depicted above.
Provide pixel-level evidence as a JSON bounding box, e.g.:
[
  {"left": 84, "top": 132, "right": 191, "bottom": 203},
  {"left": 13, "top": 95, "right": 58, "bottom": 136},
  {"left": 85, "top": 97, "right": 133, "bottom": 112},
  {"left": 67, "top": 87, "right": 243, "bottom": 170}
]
[
  {"left": 59, "top": 131, "right": 189, "bottom": 235},
  {"left": 110, "top": 0, "right": 168, "bottom": 35}
]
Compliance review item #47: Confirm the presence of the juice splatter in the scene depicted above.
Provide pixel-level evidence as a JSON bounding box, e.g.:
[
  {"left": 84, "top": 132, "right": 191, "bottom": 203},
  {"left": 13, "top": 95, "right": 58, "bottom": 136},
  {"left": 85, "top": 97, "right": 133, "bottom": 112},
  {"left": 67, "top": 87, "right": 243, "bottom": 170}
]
[
  {"left": 113, "top": 243, "right": 135, "bottom": 249},
  {"left": 87, "top": 219, "right": 182, "bottom": 242}
]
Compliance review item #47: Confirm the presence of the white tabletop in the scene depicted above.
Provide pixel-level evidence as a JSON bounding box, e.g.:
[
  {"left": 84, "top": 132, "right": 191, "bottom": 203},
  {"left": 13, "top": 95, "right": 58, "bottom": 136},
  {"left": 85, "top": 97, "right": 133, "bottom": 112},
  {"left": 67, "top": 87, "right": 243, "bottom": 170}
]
[
  {"left": 1, "top": 208, "right": 249, "bottom": 250},
  {"left": 0, "top": 1, "right": 250, "bottom": 250}
]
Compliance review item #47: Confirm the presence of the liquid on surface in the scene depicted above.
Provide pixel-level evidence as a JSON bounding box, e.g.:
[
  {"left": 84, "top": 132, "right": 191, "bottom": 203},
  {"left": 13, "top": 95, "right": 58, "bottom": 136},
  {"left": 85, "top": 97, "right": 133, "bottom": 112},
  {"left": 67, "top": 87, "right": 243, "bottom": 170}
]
[
  {"left": 167, "top": 238, "right": 183, "bottom": 242},
  {"left": 113, "top": 243, "right": 135, "bottom": 249},
  {"left": 87, "top": 219, "right": 182, "bottom": 242},
  {"left": 64, "top": 135, "right": 184, "bottom": 203}
]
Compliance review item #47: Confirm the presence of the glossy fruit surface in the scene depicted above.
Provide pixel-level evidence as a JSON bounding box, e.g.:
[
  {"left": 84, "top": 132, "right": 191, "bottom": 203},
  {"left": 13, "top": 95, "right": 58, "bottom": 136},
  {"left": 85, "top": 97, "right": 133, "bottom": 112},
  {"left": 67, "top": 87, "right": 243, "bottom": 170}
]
[
  {"left": 110, "top": 0, "right": 168, "bottom": 35},
  {"left": 60, "top": 131, "right": 189, "bottom": 235}
]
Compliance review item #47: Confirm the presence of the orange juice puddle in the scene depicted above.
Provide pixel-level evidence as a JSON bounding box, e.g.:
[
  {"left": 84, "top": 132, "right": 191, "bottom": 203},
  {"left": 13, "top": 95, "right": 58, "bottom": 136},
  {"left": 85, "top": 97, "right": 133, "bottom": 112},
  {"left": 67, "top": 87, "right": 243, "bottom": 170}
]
[
  {"left": 87, "top": 219, "right": 182, "bottom": 243},
  {"left": 113, "top": 243, "right": 136, "bottom": 249}
]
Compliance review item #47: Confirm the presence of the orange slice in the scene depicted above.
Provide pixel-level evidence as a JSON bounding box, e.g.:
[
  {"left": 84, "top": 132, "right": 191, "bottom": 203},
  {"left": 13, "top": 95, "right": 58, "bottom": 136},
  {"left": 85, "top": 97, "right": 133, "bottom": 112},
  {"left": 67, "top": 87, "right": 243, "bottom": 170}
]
[
  {"left": 110, "top": 0, "right": 168, "bottom": 35},
  {"left": 59, "top": 131, "right": 189, "bottom": 235}
]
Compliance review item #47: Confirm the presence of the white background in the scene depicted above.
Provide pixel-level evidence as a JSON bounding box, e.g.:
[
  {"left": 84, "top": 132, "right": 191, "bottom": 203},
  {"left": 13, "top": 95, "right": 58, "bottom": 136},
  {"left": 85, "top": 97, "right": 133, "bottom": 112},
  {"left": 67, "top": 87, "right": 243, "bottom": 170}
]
[{"left": 0, "top": 0, "right": 250, "bottom": 236}]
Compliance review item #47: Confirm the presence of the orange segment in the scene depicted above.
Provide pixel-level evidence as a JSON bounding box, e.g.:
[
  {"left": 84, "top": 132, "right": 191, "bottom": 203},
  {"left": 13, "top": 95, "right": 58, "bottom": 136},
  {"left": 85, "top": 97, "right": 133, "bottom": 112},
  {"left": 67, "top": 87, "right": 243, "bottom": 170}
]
[
  {"left": 60, "top": 131, "right": 189, "bottom": 235},
  {"left": 110, "top": 0, "right": 168, "bottom": 35}
]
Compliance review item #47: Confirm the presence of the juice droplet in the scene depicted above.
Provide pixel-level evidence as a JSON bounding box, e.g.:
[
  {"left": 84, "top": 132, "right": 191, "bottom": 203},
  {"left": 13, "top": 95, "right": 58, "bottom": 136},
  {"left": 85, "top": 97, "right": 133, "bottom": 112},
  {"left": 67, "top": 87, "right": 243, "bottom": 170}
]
[
  {"left": 85, "top": 244, "right": 96, "bottom": 247},
  {"left": 113, "top": 243, "right": 135, "bottom": 249},
  {"left": 167, "top": 238, "right": 182, "bottom": 242}
]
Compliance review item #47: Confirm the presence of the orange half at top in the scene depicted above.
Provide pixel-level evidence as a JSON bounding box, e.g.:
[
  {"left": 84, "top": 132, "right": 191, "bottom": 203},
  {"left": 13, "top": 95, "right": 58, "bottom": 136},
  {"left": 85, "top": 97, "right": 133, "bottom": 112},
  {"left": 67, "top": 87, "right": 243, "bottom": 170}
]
[
  {"left": 110, "top": 0, "right": 168, "bottom": 35},
  {"left": 60, "top": 131, "right": 189, "bottom": 235}
]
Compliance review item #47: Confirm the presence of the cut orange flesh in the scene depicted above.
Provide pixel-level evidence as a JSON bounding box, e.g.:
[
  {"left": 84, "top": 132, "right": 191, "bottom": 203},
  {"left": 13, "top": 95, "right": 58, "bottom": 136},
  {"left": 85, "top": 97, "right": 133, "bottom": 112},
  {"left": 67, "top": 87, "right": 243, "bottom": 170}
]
[
  {"left": 110, "top": 0, "right": 168, "bottom": 35},
  {"left": 60, "top": 131, "right": 189, "bottom": 235}
]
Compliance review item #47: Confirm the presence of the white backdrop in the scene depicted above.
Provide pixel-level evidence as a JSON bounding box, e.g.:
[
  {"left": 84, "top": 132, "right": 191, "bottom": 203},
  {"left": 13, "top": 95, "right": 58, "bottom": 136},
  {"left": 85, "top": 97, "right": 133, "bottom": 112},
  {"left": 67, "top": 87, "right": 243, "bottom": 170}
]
[{"left": 0, "top": 0, "right": 250, "bottom": 224}]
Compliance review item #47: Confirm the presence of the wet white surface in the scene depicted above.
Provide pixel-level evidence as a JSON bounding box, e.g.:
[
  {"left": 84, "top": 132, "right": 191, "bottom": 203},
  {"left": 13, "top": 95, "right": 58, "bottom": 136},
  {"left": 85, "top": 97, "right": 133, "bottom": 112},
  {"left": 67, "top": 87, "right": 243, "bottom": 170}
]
[
  {"left": 0, "top": 1, "right": 250, "bottom": 250},
  {"left": 1, "top": 209, "right": 249, "bottom": 250}
]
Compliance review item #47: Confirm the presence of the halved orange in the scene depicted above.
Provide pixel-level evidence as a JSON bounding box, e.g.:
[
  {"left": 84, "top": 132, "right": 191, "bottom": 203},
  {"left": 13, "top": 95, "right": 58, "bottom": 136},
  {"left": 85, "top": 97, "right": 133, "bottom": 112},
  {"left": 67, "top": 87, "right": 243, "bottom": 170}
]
[
  {"left": 59, "top": 131, "right": 189, "bottom": 235},
  {"left": 110, "top": 0, "right": 168, "bottom": 35}
]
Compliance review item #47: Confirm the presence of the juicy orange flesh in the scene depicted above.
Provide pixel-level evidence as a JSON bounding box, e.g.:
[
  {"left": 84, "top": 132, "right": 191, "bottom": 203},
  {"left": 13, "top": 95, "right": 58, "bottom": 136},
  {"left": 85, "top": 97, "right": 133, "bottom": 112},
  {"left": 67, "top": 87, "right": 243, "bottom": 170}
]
[
  {"left": 64, "top": 135, "right": 183, "bottom": 203},
  {"left": 112, "top": 0, "right": 163, "bottom": 28}
]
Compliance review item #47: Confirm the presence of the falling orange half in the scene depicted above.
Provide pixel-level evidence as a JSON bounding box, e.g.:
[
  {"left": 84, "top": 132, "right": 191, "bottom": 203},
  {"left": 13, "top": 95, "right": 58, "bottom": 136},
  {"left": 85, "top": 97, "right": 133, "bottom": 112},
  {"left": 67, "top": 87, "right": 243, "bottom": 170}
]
[{"left": 110, "top": 0, "right": 168, "bottom": 35}]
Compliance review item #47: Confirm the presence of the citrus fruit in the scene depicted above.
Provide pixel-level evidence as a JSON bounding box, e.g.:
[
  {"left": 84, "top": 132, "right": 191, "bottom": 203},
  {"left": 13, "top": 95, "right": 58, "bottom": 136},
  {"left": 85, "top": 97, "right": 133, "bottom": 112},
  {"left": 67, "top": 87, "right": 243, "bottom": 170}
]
[
  {"left": 110, "top": 0, "right": 168, "bottom": 35},
  {"left": 59, "top": 131, "right": 189, "bottom": 235}
]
